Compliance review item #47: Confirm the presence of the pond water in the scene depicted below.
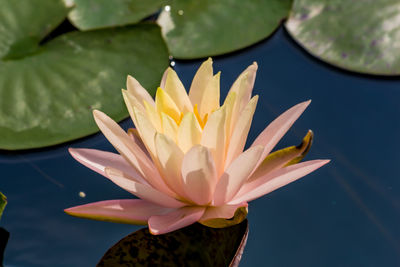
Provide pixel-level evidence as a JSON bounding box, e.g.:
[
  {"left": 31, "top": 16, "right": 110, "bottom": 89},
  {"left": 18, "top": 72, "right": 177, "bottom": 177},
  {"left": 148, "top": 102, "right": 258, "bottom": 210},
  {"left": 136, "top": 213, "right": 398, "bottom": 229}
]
[{"left": 1, "top": 27, "right": 399, "bottom": 266}]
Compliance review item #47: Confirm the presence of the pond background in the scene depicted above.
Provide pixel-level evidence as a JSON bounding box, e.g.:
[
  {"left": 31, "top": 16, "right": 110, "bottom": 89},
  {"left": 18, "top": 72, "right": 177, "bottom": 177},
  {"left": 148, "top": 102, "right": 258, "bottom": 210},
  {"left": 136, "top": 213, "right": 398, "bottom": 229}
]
[{"left": 1, "top": 26, "right": 399, "bottom": 266}]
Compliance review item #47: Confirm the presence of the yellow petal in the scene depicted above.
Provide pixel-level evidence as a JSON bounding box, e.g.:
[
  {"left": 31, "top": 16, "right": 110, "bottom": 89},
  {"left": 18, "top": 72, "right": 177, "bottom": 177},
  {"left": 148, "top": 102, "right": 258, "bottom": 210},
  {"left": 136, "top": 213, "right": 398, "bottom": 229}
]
[
  {"left": 189, "top": 57, "right": 213, "bottom": 107},
  {"left": 225, "top": 95, "right": 258, "bottom": 169},
  {"left": 199, "top": 72, "right": 220, "bottom": 118},
  {"left": 201, "top": 106, "right": 226, "bottom": 175},
  {"left": 177, "top": 112, "right": 202, "bottom": 153},
  {"left": 164, "top": 68, "right": 193, "bottom": 112},
  {"left": 161, "top": 112, "right": 178, "bottom": 142},
  {"left": 155, "top": 87, "right": 182, "bottom": 124}
]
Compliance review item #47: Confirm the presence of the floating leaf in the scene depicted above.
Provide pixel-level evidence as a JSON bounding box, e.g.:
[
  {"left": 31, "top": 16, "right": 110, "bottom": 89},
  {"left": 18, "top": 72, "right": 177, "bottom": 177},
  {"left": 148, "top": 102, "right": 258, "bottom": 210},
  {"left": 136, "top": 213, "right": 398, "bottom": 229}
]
[
  {"left": 98, "top": 220, "right": 249, "bottom": 267},
  {"left": 286, "top": 0, "right": 400, "bottom": 75},
  {"left": 158, "top": 0, "right": 293, "bottom": 59},
  {"left": 0, "top": 1, "right": 169, "bottom": 150},
  {"left": 0, "top": 193, "right": 6, "bottom": 220},
  {"left": 68, "top": 0, "right": 167, "bottom": 30}
]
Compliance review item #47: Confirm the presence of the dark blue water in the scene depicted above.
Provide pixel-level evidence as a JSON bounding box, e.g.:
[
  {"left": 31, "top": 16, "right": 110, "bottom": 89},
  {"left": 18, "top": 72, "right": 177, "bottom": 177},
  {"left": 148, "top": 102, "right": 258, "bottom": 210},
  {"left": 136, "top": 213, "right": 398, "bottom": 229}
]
[{"left": 1, "top": 27, "right": 399, "bottom": 266}]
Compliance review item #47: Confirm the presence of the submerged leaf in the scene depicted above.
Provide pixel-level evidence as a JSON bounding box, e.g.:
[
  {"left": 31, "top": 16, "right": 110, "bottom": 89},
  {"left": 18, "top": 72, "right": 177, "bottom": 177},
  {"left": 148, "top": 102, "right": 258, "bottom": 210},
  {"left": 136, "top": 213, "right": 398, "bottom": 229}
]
[
  {"left": 286, "top": 0, "right": 400, "bottom": 75},
  {"left": 97, "top": 220, "right": 248, "bottom": 267}
]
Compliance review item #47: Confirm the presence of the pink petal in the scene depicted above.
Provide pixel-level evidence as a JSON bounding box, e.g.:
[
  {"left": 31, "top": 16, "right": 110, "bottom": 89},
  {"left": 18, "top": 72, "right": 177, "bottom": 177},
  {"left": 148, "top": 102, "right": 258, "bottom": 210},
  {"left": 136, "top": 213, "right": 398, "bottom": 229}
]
[
  {"left": 213, "top": 146, "right": 264, "bottom": 206},
  {"left": 230, "top": 160, "right": 330, "bottom": 204},
  {"left": 64, "top": 199, "right": 172, "bottom": 225},
  {"left": 127, "top": 128, "right": 151, "bottom": 159},
  {"left": 201, "top": 202, "right": 248, "bottom": 221},
  {"left": 69, "top": 148, "right": 148, "bottom": 185},
  {"left": 251, "top": 100, "right": 311, "bottom": 161},
  {"left": 105, "top": 167, "right": 185, "bottom": 208},
  {"left": 93, "top": 110, "right": 174, "bottom": 196},
  {"left": 148, "top": 206, "right": 205, "bottom": 235},
  {"left": 181, "top": 145, "right": 217, "bottom": 205},
  {"left": 160, "top": 68, "right": 168, "bottom": 89}
]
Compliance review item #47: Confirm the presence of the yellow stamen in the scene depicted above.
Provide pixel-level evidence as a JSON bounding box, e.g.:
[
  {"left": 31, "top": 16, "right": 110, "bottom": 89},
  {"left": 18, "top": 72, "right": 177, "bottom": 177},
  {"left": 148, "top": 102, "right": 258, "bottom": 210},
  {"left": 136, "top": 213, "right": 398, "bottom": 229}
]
[{"left": 193, "top": 104, "right": 208, "bottom": 129}]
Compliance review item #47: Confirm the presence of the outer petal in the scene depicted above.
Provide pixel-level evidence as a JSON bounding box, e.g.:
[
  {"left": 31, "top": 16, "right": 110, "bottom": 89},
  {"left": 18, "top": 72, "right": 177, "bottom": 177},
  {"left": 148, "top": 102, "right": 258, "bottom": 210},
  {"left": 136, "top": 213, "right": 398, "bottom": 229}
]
[
  {"left": 201, "top": 106, "right": 226, "bottom": 175},
  {"left": 148, "top": 206, "right": 205, "bottom": 235},
  {"left": 154, "top": 133, "right": 188, "bottom": 199},
  {"left": 164, "top": 68, "right": 193, "bottom": 112},
  {"left": 251, "top": 100, "right": 311, "bottom": 161},
  {"left": 69, "top": 148, "right": 148, "bottom": 185},
  {"left": 126, "top": 75, "right": 155, "bottom": 107},
  {"left": 200, "top": 202, "right": 248, "bottom": 221},
  {"left": 105, "top": 167, "right": 185, "bottom": 208},
  {"left": 127, "top": 128, "right": 150, "bottom": 159},
  {"left": 93, "top": 110, "right": 171, "bottom": 195},
  {"left": 189, "top": 57, "right": 213, "bottom": 107},
  {"left": 64, "top": 199, "right": 171, "bottom": 225},
  {"left": 181, "top": 145, "right": 218, "bottom": 205},
  {"left": 213, "top": 146, "right": 264, "bottom": 206},
  {"left": 224, "top": 95, "right": 258, "bottom": 169},
  {"left": 177, "top": 112, "right": 202, "bottom": 153},
  {"left": 230, "top": 160, "right": 330, "bottom": 204}
]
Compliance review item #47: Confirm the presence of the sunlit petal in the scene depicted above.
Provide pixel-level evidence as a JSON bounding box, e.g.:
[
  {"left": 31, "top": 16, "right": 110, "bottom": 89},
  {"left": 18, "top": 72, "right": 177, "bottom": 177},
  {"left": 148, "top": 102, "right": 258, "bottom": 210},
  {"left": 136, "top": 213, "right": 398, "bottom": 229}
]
[
  {"left": 181, "top": 145, "right": 217, "bottom": 205},
  {"left": 164, "top": 67, "right": 193, "bottom": 112},
  {"left": 189, "top": 57, "right": 213, "bottom": 107},
  {"left": 148, "top": 207, "right": 205, "bottom": 235},
  {"left": 177, "top": 112, "right": 202, "bottom": 153}
]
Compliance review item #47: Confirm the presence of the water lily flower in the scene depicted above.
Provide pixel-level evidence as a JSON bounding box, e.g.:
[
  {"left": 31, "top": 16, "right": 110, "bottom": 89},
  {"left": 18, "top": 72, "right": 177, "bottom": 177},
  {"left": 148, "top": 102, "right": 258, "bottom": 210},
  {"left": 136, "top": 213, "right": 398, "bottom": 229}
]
[{"left": 65, "top": 59, "right": 329, "bottom": 235}]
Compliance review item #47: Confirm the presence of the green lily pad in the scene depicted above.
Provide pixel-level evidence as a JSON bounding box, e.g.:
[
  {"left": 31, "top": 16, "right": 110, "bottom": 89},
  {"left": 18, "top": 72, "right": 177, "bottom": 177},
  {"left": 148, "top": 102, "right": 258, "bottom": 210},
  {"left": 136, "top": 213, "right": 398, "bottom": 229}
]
[
  {"left": 0, "top": 1, "right": 169, "bottom": 150},
  {"left": 0, "top": 193, "right": 6, "bottom": 220},
  {"left": 158, "top": 0, "right": 293, "bottom": 59},
  {"left": 68, "top": 0, "right": 167, "bottom": 30},
  {"left": 97, "top": 220, "right": 248, "bottom": 267},
  {"left": 286, "top": 0, "right": 400, "bottom": 75}
]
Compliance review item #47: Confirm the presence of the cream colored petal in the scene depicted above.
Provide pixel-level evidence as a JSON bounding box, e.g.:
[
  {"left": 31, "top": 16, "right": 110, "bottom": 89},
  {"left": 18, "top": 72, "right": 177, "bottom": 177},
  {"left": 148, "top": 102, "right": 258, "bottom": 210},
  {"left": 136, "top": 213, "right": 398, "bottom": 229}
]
[
  {"left": 164, "top": 68, "right": 193, "bottom": 112},
  {"left": 126, "top": 75, "right": 155, "bottom": 107},
  {"left": 161, "top": 112, "right": 178, "bottom": 142},
  {"left": 181, "top": 145, "right": 218, "bottom": 205},
  {"left": 189, "top": 57, "right": 213, "bottom": 107},
  {"left": 227, "top": 62, "right": 258, "bottom": 112},
  {"left": 201, "top": 106, "right": 226, "bottom": 175},
  {"left": 105, "top": 167, "right": 185, "bottom": 208},
  {"left": 160, "top": 68, "right": 168, "bottom": 89},
  {"left": 199, "top": 72, "right": 220, "bottom": 118},
  {"left": 222, "top": 91, "right": 237, "bottom": 146},
  {"left": 132, "top": 106, "right": 157, "bottom": 159},
  {"left": 230, "top": 160, "right": 330, "bottom": 204},
  {"left": 154, "top": 133, "right": 188, "bottom": 199},
  {"left": 143, "top": 100, "right": 162, "bottom": 132},
  {"left": 122, "top": 89, "right": 144, "bottom": 126},
  {"left": 224, "top": 95, "right": 258, "bottom": 169},
  {"left": 177, "top": 112, "right": 202, "bottom": 153},
  {"left": 148, "top": 206, "right": 205, "bottom": 235},
  {"left": 213, "top": 146, "right": 264, "bottom": 206},
  {"left": 155, "top": 87, "right": 182, "bottom": 123}
]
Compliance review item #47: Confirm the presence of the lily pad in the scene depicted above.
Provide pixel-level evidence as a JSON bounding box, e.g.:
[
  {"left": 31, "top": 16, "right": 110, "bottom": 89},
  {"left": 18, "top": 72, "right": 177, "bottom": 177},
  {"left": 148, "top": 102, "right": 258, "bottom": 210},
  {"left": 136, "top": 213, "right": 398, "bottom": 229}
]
[
  {"left": 286, "top": 0, "right": 400, "bottom": 75},
  {"left": 98, "top": 220, "right": 249, "bottom": 267},
  {"left": 0, "top": 1, "right": 169, "bottom": 150},
  {"left": 68, "top": 0, "right": 167, "bottom": 30},
  {"left": 158, "top": 0, "right": 293, "bottom": 59}
]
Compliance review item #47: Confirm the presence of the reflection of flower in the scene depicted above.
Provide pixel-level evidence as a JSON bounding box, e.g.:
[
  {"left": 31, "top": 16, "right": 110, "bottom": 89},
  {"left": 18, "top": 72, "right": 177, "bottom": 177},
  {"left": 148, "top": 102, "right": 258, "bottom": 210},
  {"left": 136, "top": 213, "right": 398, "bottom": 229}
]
[{"left": 65, "top": 59, "right": 329, "bottom": 235}]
